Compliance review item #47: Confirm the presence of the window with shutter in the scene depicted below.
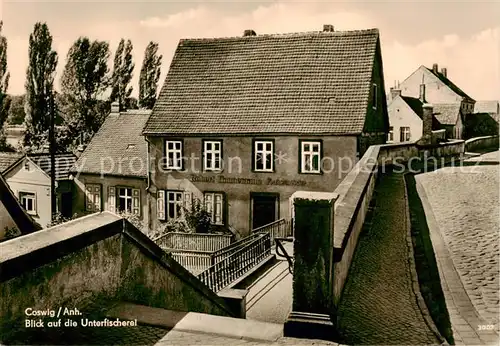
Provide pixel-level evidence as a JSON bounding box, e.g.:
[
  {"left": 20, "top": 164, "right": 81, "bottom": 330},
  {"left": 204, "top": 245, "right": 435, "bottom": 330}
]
[
  {"left": 108, "top": 186, "right": 116, "bottom": 212},
  {"left": 132, "top": 188, "right": 140, "bottom": 215},
  {"left": 85, "top": 184, "right": 102, "bottom": 212},
  {"left": 203, "top": 192, "right": 224, "bottom": 225},
  {"left": 93, "top": 185, "right": 101, "bottom": 211},
  {"left": 157, "top": 190, "right": 165, "bottom": 220},
  {"left": 184, "top": 192, "right": 192, "bottom": 211}
]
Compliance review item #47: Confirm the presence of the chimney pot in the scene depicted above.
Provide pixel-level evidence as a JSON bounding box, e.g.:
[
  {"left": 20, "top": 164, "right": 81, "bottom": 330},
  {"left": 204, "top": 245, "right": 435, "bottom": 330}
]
[
  {"left": 390, "top": 87, "right": 401, "bottom": 100},
  {"left": 243, "top": 29, "right": 256, "bottom": 37},
  {"left": 432, "top": 63, "right": 438, "bottom": 74},
  {"left": 441, "top": 67, "right": 447, "bottom": 78},
  {"left": 323, "top": 24, "right": 334, "bottom": 32},
  {"left": 111, "top": 101, "right": 120, "bottom": 113}
]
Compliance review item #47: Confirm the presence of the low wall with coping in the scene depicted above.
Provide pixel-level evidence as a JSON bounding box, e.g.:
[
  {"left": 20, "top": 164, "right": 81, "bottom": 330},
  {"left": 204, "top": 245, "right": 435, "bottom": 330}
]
[
  {"left": 465, "top": 135, "right": 499, "bottom": 152},
  {"left": 290, "top": 139, "right": 466, "bottom": 317},
  {"left": 0, "top": 212, "right": 234, "bottom": 343}
]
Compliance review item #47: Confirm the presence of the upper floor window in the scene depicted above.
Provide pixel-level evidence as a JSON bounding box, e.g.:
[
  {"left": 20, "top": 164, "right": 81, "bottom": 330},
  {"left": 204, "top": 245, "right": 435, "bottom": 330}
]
[
  {"left": 203, "top": 140, "right": 222, "bottom": 171},
  {"left": 253, "top": 140, "right": 274, "bottom": 172},
  {"left": 204, "top": 192, "right": 224, "bottom": 225},
  {"left": 387, "top": 126, "right": 394, "bottom": 142},
  {"left": 400, "top": 126, "right": 411, "bottom": 142},
  {"left": 300, "top": 140, "right": 321, "bottom": 174},
  {"left": 165, "top": 140, "right": 183, "bottom": 170},
  {"left": 19, "top": 191, "right": 36, "bottom": 214},
  {"left": 372, "top": 83, "right": 378, "bottom": 110}
]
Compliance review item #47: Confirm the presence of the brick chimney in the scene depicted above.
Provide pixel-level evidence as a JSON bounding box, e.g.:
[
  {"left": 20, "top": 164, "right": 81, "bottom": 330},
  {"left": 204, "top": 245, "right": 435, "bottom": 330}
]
[
  {"left": 243, "top": 29, "right": 256, "bottom": 37},
  {"left": 441, "top": 67, "right": 447, "bottom": 78},
  {"left": 432, "top": 63, "right": 438, "bottom": 74},
  {"left": 390, "top": 87, "right": 401, "bottom": 100},
  {"left": 323, "top": 24, "right": 334, "bottom": 32},
  {"left": 111, "top": 101, "right": 120, "bottom": 113},
  {"left": 419, "top": 83, "right": 426, "bottom": 103},
  {"left": 420, "top": 103, "right": 433, "bottom": 145}
]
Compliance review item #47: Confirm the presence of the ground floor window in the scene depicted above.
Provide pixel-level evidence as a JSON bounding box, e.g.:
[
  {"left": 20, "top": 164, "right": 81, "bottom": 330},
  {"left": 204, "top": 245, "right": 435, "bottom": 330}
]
[
  {"left": 167, "top": 190, "right": 184, "bottom": 220},
  {"left": 204, "top": 192, "right": 224, "bottom": 225},
  {"left": 19, "top": 192, "right": 36, "bottom": 214},
  {"left": 108, "top": 186, "right": 141, "bottom": 215},
  {"left": 400, "top": 126, "right": 411, "bottom": 142}
]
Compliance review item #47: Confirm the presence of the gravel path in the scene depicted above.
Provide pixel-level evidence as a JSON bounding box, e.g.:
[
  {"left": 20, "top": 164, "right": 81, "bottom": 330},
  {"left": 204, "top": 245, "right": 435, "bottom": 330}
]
[
  {"left": 416, "top": 150, "right": 500, "bottom": 329},
  {"left": 337, "top": 173, "right": 439, "bottom": 345}
]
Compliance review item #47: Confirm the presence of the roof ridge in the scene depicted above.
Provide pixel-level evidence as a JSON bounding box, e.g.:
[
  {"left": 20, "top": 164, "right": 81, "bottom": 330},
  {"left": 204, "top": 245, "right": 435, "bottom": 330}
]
[{"left": 179, "top": 28, "right": 379, "bottom": 43}]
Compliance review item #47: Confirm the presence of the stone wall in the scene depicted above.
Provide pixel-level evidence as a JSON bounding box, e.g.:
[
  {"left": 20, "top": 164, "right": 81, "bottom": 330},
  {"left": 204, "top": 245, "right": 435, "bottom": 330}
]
[
  {"left": 0, "top": 212, "right": 233, "bottom": 343},
  {"left": 465, "top": 135, "right": 499, "bottom": 152}
]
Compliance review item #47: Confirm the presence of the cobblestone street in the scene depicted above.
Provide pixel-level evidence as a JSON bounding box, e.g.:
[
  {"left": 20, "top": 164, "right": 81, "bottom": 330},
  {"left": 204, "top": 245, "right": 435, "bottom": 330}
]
[{"left": 337, "top": 173, "right": 440, "bottom": 345}]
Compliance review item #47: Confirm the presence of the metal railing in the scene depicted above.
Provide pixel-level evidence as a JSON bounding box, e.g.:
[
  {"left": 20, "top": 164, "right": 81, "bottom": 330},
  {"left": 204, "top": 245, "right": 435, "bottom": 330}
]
[
  {"left": 275, "top": 237, "right": 294, "bottom": 274},
  {"left": 197, "top": 232, "right": 272, "bottom": 292},
  {"left": 154, "top": 232, "right": 233, "bottom": 252},
  {"left": 252, "top": 218, "right": 293, "bottom": 243}
]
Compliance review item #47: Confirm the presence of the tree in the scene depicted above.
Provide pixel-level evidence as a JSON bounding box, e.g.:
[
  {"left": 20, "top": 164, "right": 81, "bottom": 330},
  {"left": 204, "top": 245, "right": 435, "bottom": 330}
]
[
  {"left": 0, "top": 21, "right": 12, "bottom": 151},
  {"left": 6, "top": 95, "right": 26, "bottom": 124},
  {"left": 59, "top": 37, "right": 110, "bottom": 149},
  {"left": 23, "top": 22, "right": 58, "bottom": 150},
  {"left": 139, "top": 41, "right": 162, "bottom": 109},
  {"left": 110, "top": 39, "right": 134, "bottom": 110}
]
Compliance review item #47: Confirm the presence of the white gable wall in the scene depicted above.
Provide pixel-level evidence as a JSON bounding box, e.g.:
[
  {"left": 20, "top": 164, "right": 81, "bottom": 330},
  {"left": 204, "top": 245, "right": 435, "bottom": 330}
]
[
  {"left": 4, "top": 158, "right": 52, "bottom": 228},
  {"left": 387, "top": 96, "right": 423, "bottom": 143},
  {"left": 399, "top": 66, "right": 463, "bottom": 104}
]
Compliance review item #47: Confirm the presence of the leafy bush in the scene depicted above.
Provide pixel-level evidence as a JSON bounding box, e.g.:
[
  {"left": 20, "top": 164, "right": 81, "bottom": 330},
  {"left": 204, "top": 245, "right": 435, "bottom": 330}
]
[
  {"left": 3, "top": 226, "right": 21, "bottom": 241},
  {"left": 46, "top": 212, "right": 79, "bottom": 228},
  {"left": 184, "top": 198, "right": 212, "bottom": 234}
]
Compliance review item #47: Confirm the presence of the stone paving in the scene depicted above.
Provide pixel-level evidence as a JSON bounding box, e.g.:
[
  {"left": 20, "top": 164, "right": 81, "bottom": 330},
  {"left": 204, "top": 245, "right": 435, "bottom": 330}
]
[
  {"left": 337, "top": 173, "right": 440, "bottom": 345},
  {"left": 416, "top": 150, "right": 500, "bottom": 344}
]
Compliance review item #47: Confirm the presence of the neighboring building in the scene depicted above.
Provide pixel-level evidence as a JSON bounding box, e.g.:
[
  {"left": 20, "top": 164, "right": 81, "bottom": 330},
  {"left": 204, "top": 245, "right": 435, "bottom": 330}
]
[
  {"left": 387, "top": 87, "right": 441, "bottom": 143},
  {"left": 393, "top": 63, "right": 473, "bottom": 139},
  {"left": 71, "top": 104, "right": 151, "bottom": 227},
  {"left": 142, "top": 26, "right": 389, "bottom": 236},
  {"left": 474, "top": 100, "right": 499, "bottom": 116},
  {"left": 1, "top": 152, "right": 76, "bottom": 228},
  {"left": 431, "top": 103, "right": 464, "bottom": 139},
  {"left": 463, "top": 100, "right": 500, "bottom": 139}
]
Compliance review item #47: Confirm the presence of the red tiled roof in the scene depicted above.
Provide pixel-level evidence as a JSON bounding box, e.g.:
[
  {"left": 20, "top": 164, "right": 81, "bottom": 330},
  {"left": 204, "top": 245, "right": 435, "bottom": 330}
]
[
  {"left": 72, "top": 110, "right": 151, "bottom": 178},
  {"left": 28, "top": 153, "right": 78, "bottom": 181},
  {"left": 143, "top": 29, "right": 380, "bottom": 136},
  {"left": 432, "top": 103, "right": 461, "bottom": 125}
]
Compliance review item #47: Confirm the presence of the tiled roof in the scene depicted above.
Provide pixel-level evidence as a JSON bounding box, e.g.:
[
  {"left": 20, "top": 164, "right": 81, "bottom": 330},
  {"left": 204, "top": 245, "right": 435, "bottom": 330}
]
[
  {"left": 0, "top": 152, "right": 23, "bottom": 174},
  {"left": 144, "top": 29, "right": 380, "bottom": 135},
  {"left": 432, "top": 103, "right": 461, "bottom": 125},
  {"left": 474, "top": 100, "right": 499, "bottom": 114},
  {"left": 426, "top": 67, "right": 474, "bottom": 102},
  {"left": 28, "top": 153, "right": 78, "bottom": 181},
  {"left": 72, "top": 110, "right": 151, "bottom": 178},
  {"left": 401, "top": 96, "right": 441, "bottom": 129}
]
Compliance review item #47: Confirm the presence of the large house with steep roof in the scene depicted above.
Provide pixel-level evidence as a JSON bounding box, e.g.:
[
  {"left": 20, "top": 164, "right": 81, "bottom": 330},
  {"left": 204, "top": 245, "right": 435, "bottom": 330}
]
[
  {"left": 142, "top": 25, "right": 389, "bottom": 236},
  {"left": 390, "top": 64, "right": 474, "bottom": 139},
  {"left": 1, "top": 152, "right": 77, "bottom": 228},
  {"left": 71, "top": 104, "right": 151, "bottom": 227}
]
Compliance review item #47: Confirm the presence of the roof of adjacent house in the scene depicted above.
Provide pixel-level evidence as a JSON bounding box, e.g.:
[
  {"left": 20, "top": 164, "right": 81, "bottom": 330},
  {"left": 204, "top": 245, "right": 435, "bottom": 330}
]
[
  {"left": 474, "top": 100, "right": 499, "bottom": 114},
  {"left": 0, "top": 152, "right": 24, "bottom": 174},
  {"left": 426, "top": 67, "right": 475, "bottom": 102},
  {"left": 27, "top": 153, "right": 78, "bottom": 181},
  {"left": 432, "top": 103, "right": 462, "bottom": 125},
  {"left": 72, "top": 110, "right": 151, "bottom": 178},
  {"left": 401, "top": 96, "right": 441, "bottom": 129},
  {"left": 143, "top": 28, "right": 381, "bottom": 136}
]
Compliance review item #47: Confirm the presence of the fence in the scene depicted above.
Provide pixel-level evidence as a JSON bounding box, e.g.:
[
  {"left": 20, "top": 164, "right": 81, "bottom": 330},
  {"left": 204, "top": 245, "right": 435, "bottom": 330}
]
[
  {"left": 168, "top": 249, "right": 214, "bottom": 276},
  {"left": 211, "top": 233, "right": 262, "bottom": 264},
  {"left": 154, "top": 232, "right": 233, "bottom": 252},
  {"left": 252, "top": 218, "right": 293, "bottom": 243},
  {"left": 197, "top": 232, "right": 272, "bottom": 292}
]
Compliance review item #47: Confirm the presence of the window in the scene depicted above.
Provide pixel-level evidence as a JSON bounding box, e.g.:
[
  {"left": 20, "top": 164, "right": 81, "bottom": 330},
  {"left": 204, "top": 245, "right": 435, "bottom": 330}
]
[
  {"left": 204, "top": 192, "right": 224, "bottom": 225},
  {"left": 203, "top": 140, "right": 222, "bottom": 171},
  {"left": 19, "top": 192, "right": 36, "bottom": 214},
  {"left": 372, "top": 84, "right": 378, "bottom": 110},
  {"left": 387, "top": 126, "right": 394, "bottom": 142},
  {"left": 300, "top": 140, "right": 321, "bottom": 173},
  {"left": 117, "top": 187, "right": 133, "bottom": 213},
  {"left": 167, "top": 191, "right": 184, "bottom": 220},
  {"left": 254, "top": 140, "right": 274, "bottom": 172},
  {"left": 165, "top": 140, "right": 183, "bottom": 170},
  {"left": 24, "top": 161, "right": 30, "bottom": 171},
  {"left": 400, "top": 127, "right": 411, "bottom": 142},
  {"left": 85, "top": 184, "right": 101, "bottom": 212}
]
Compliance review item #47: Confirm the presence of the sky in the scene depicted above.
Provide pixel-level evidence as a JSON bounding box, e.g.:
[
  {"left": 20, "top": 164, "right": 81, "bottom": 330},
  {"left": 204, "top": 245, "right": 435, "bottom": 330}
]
[{"left": 1, "top": 0, "right": 499, "bottom": 101}]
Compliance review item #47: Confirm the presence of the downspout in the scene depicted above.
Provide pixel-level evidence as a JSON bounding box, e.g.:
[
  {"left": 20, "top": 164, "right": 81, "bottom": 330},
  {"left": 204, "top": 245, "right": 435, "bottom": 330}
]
[{"left": 145, "top": 136, "right": 152, "bottom": 231}]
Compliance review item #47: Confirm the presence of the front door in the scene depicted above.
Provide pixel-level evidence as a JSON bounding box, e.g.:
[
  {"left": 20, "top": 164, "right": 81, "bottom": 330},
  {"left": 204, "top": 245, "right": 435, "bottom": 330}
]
[
  {"left": 60, "top": 192, "right": 73, "bottom": 218},
  {"left": 251, "top": 194, "right": 278, "bottom": 230}
]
